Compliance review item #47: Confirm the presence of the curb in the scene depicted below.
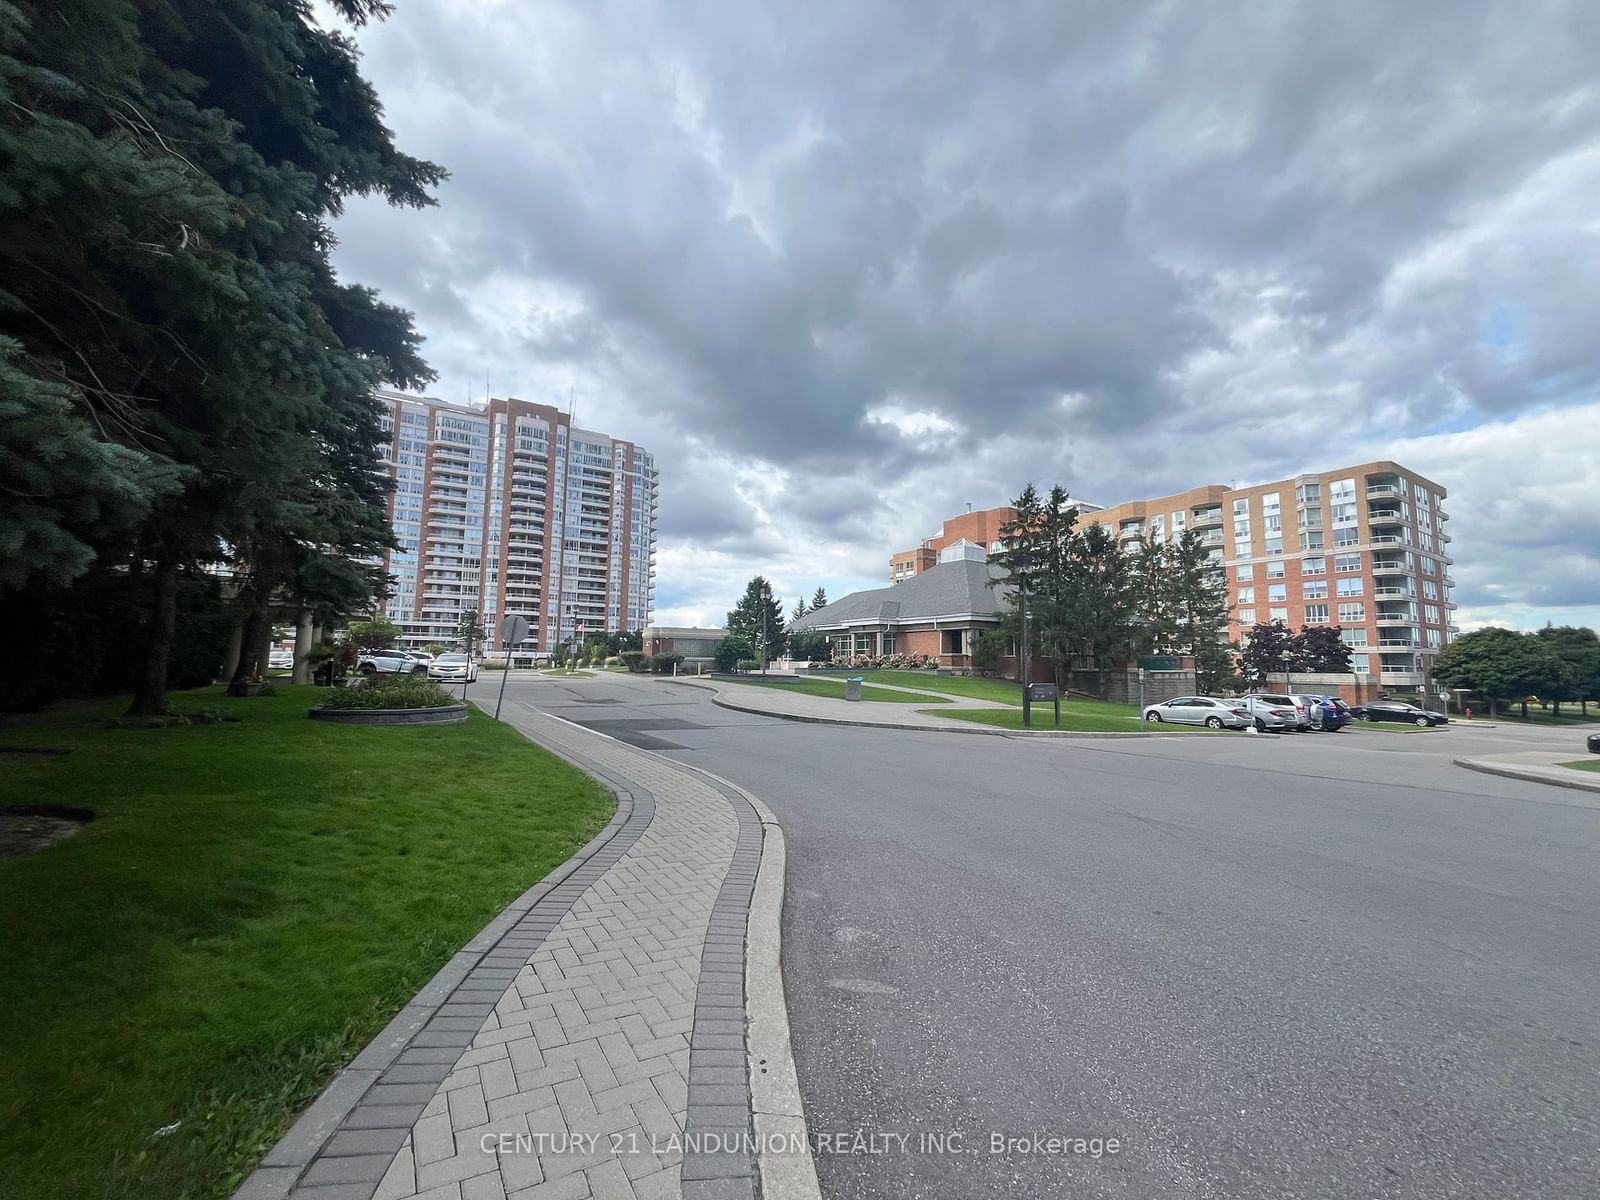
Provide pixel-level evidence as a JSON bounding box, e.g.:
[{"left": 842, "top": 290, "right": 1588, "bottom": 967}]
[
  {"left": 1454, "top": 757, "right": 1600, "bottom": 795},
  {"left": 669, "top": 680, "right": 1222, "bottom": 740},
  {"left": 233, "top": 740, "right": 649, "bottom": 1200}
]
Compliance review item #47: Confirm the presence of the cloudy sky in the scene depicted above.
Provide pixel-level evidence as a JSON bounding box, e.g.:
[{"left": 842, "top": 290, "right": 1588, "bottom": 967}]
[{"left": 327, "top": 0, "right": 1600, "bottom": 632}]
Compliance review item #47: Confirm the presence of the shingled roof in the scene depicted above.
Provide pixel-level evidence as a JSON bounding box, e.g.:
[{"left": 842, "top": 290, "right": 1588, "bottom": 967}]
[{"left": 791, "top": 558, "right": 1011, "bottom": 630}]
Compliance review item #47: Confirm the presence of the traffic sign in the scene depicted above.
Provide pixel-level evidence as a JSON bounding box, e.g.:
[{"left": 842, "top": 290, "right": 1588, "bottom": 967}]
[{"left": 500, "top": 614, "right": 530, "bottom": 645}]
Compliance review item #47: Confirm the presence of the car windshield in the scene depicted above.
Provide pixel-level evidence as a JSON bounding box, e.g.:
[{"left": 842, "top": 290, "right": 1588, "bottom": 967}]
[{"left": 438, "top": 654, "right": 469, "bottom": 663}]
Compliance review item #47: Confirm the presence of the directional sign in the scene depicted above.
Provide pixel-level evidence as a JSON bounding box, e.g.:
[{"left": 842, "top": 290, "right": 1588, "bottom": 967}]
[
  {"left": 500, "top": 613, "right": 530, "bottom": 645},
  {"left": 1027, "top": 683, "right": 1060, "bottom": 701}
]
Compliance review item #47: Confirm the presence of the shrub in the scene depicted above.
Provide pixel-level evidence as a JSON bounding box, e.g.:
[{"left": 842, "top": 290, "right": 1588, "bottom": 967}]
[
  {"left": 315, "top": 677, "right": 459, "bottom": 710},
  {"left": 651, "top": 654, "right": 684, "bottom": 675},
  {"left": 715, "top": 635, "right": 755, "bottom": 673},
  {"left": 735, "top": 658, "right": 760, "bottom": 672},
  {"left": 190, "top": 705, "right": 242, "bottom": 724},
  {"left": 605, "top": 656, "right": 621, "bottom": 667},
  {"left": 620, "top": 651, "right": 647, "bottom": 673}
]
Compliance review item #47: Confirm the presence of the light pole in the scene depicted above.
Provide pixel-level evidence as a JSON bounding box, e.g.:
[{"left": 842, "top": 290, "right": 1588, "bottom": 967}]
[
  {"left": 1018, "top": 569, "right": 1031, "bottom": 728},
  {"left": 760, "top": 590, "right": 769, "bottom": 675}
]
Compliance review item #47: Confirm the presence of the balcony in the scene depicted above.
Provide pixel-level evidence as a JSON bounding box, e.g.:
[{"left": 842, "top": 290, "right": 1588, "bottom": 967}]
[
  {"left": 1375, "top": 612, "right": 1412, "bottom": 626},
  {"left": 1365, "top": 482, "right": 1402, "bottom": 500},
  {"left": 1198, "top": 529, "right": 1224, "bottom": 547},
  {"left": 1367, "top": 509, "right": 1402, "bottom": 526},
  {"left": 1373, "top": 586, "right": 1411, "bottom": 598},
  {"left": 1441, "top": 574, "right": 1455, "bottom": 587},
  {"left": 1440, "top": 530, "right": 1452, "bottom": 543},
  {"left": 1372, "top": 559, "right": 1408, "bottom": 575},
  {"left": 1191, "top": 508, "right": 1223, "bottom": 529},
  {"left": 1378, "top": 638, "right": 1420, "bottom": 649},
  {"left": 1369, "top": 534, "right": 1404, "bottom": 547},
  {"left": 1380, "top": 669, "right": 1425, "bottom": 685}
]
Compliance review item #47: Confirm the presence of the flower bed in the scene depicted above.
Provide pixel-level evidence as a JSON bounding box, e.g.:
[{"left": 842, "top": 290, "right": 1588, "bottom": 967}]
[{"left": 308, "top": 677, "right": 467, "bottom": 725}]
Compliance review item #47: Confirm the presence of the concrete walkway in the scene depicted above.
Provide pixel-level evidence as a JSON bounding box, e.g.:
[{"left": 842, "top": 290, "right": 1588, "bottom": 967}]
[
  {"left": 237, "top": 703, "right": 814, "bottom": 1200},
  {"left": 1455, "top": 750, "right": 1600, "bottom": 798}
]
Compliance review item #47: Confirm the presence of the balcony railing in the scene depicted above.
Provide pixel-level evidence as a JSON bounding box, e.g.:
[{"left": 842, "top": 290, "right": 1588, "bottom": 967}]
[
  {"left": 1374, "top": 613, "right": 1412, "bottom": 626},
  {"left": 1370, "top": 535, "right": 1404, "bottom": 546},
  {"left": 1367, "top": 509, "right": 1402, "bottom": 524},
  {"left": 1365, "top": 483, "right": 1402, "bottom": 499},
  {"left": 1373, "top": 586, "right": 1410, "bottom": 598}
]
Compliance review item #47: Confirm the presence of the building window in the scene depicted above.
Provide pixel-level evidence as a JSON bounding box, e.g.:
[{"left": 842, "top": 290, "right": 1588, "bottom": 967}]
[
  {"left": 1296, "top": 481, "right": 1322, "bottom": 505},
  {"left": 1422, "top": 557, "right": 1436, "bottom": 575},
  {"left": 1342, "top": 627, "right": 1369, "bottom": 647},
  {"left": 1237, "top": 587, "right": 1255, "bottom": 604},
  {"left": 1236, "top": 564, "right": 1254, "bottom": 581},
  {"left": 1427, "top": 629, "right": 1442, "bottom": 649},
  {"left": 1267, "top": 583, "right": 1287, "bottom": 602},
  {"left": 1423, "top": 579, "right": 1438, "bottom": 599},
  {"left": 1304, "top": 603, "right": 1330, "bottom": 623},
  {"left": 1337, "top": 577, "right": 1364, "bottom": 597},
  {"left": 1300, "top": 530, "right": 1325, "bottom": 550},
  {"left": 1332, "top": 526, "right": 1360, "bottom": 547},
  {"left": 1303, "top": 581, "right": 1328, "bottom": 600},
  {"left": 1302, "top": 556, "right": 1326, "bottom": 575},
  {"left": 1269, "top": 607, "right": 1288, "bottom": 623},
  {"left": 1351, "top": 653, "right": 1370, "bottom": 674},
  {"left": 1264, "top": 536, "right": 1284, "bottom": 556},
  {"left": 1335, "top": 554, "right": 1361, "bottom": 573},
  {"left": 1266, "top": 560, "right": 1286, "bottom": 578},
  {"left": 1424, "top": 605, "right": 1440, "bottom": 625},
  {"left": 1338, "top": 603, "right": 1366, "bottom": 623},
  {"left": 1236, "top": 608, "right": 1257, "bottom": 626}
]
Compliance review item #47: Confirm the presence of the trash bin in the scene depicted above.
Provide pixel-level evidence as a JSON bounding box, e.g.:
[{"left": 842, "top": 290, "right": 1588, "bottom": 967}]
[{"left": 844, "top": 676, "right": 864, "bottom": 702}]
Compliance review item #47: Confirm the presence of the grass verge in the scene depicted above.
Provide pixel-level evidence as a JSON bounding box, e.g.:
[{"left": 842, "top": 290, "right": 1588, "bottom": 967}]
[
  {"left": 842, "top": 670, "right": 1026, "bottom": 705},
  {"left": 0, "top": 685, "right": 612, "bottom": 1200},
  {"left": 922, "top": 702, "right": 1204, "bottom": 733},
  {"left": 1489, "top": 709, "right": 1600, "bottom": 726},
  {"left": 1558, "top": 759, "right": 1600, "bottom": 773},
  {"left": 725, "top": 677, "right": 951, "bottom": 704},
  {"left": 1348, "top": 722, "right": 1438, "bottom": 734}
]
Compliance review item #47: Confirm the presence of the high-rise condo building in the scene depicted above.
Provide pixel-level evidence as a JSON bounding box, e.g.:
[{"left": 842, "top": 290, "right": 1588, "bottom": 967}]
[{"left": 374, "top": 390, "right": 658, "bottom": 652}]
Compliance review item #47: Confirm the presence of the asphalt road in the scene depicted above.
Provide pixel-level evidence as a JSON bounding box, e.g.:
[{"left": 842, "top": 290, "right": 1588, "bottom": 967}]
[{"left": 505, "top": 676, "right": 1600, "bottom": 1199}]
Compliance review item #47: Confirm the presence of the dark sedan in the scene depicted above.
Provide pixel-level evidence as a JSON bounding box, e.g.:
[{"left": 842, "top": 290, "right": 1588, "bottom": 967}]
[{"left": 1350, "top": 700, "right": 1449, "bottom": 727}]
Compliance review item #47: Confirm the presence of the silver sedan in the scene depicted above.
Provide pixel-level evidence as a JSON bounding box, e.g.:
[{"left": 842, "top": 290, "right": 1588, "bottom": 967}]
[
  {"left": 428, "top": 653, "right": 479, "bottom": 683},
  {"left": 1141, "top": 696, "right": 1252, "bottom": 729}
]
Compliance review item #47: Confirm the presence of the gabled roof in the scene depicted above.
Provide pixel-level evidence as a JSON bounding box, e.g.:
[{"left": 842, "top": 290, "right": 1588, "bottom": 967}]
[{"left": 791, "top": 559, "right": 1011, "bottom": 630}]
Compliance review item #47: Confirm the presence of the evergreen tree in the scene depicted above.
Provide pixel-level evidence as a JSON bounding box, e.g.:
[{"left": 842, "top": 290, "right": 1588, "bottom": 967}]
[
  {"left": 811, "top": 587, "right": 828, "bottom": 612},
  {"left": 727, "top": 577, "right": 786, "bottom": 663},
  {"left": 1, "top": 0, "right": 444, "bottom": 713},
  {"left": 791, "top": 598, "right": 808, "bottom": 622}
]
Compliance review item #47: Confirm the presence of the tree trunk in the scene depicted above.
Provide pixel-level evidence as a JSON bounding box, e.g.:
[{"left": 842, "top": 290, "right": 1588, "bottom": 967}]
[
  {"left": 292, "top": 607, "right": 314, "bottom": 684},
  {"left": 222, "top": 616, "right": 244, "bottom": 682},
  {"left": 234, "top": 589, "right": 266, "bottom": 684},
  {"left": 1520, "top": 699, "right": 1528, "bottom": 719},
  {"left": 127, "top": 556, "right": 179, "bottom": 716}
]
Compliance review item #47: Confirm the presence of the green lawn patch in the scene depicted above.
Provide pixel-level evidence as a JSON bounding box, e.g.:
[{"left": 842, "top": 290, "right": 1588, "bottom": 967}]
[
  {"left": 727, "top": 677, "right": 951, "bottom": 703},
  {"left": 844, "top": 670, "right": 1026, "bottom": 705},
  {"left": 1558, "top": 759, "right": 1600, "bottom": 773},
  {"left": 1491, "top": 709, "right": 1600, "bottom": 726},
  {"left": 0, "top": 685, "right": 612, "bottom": 1200},
  {"left": 924, "top": 704, "right": 1197, "bottom": 733}
]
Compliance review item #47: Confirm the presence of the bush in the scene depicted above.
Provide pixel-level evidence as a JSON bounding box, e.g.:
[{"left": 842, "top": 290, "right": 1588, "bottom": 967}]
[
  {"left": 620, "top": 651, "right": 648, "bottom": 673},
  {"left": 651, "top": 654, "right": 684, "bottom": 674},
  {"left": 715, "top": 635, "right": 756, "bottom": 673},
  {"left": 605, "top": 656, "right": 621, "bottom": 667},
  {"left": 315, "top": 677, "right": 459, "bottom": 710},
  {"left": 735, "top": 658, "right": 760, "bottom": 672},
  {"left": 190, "top": 705, "right": 242, "bottom": 724}
]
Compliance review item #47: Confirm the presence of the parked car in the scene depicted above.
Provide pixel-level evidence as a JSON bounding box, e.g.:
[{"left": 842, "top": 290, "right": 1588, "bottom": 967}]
[
  {"left": 267, "top": 648, "right": 294, "bottom": 671},
  {"left": 1349, "top": 700, "right": 1449, "bottom": 727},
  {"left": 400, "top": 649, "right": 433, "bottom": 666},
  {"left": 1299, "top": 695, "right": 1352, "bottom": 732},
  {"left": 357, "top": 651, "right": 427, "bottom": 676},
  {"left": 1233, "top": 695, "right": 1300, "bottom": 731},
  {"left": 1587, "top": 732, "right": 1600, "bottom": 755},
  {"left": 1141, "top": 696, "right": 1252, "bottom": 729},
  {"left": 428, "top": 653, "right": 479, "bottom": 683},
  {"left": 1287, "top": 693, "right": 1329, "bottom": 730},
  {"left": 1241, "top": 694, "right": 1305, "bottom": 732}
]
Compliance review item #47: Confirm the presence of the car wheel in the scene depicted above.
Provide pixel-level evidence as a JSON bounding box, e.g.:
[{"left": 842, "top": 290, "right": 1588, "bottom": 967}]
[
  {"left": 1358, "top": 712, "right": 1372, "bottom": 721},
  {"left": 1205, "top": 716, "right": 1223, "bottom": 729},
  {"left": 360, "top": 663, "right": 376, "bottom": 675},
  {"left": 1145, "top": 711, "right": 1163, "bottom": 722},
  {"left": 1255, "top": 717, "right": 1267, "bottom": 731},
  {"left": 1414, "top": 716, "right": 1429, "bottom": 727}
]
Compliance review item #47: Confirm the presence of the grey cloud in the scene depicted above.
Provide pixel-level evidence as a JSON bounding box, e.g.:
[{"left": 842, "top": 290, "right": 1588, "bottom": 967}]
[{"left": 333, "top": 0, "right": 1600, "bottom": 627}]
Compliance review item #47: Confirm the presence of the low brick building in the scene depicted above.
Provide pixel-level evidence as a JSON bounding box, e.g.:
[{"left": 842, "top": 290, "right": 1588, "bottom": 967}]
[
  {"left": 643, "top": 626, "right": 724, "bottom": 668},
  {"left": 791, "top": 558, "right": 1007, "bottom": 669}
]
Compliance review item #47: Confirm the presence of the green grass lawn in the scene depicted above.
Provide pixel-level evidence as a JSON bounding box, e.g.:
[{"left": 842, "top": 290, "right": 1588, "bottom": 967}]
[
  {"left": 1348, "top": 721, "right": 1438, "bottom": 734},
  {"left": 1489, "top": 708, "right": 1600, "bottom": 726},
  {"left": 1558, "top": 759, "right": 1600, "bottom": 773},
  {"left": 541, "top": 667, "right": 595, "bottom": 677},
  {"left": 920, "top": 696, "right": 1178, "bottom": 732},
  {"left": 844, "top": 670, "right": 1027, "bottom": 705},
  {"left": 727, "top": 677, "right": 951, "bottom": 703},
  {"left": 0, "top": 685, "right": 612, "bottom": 1200}
]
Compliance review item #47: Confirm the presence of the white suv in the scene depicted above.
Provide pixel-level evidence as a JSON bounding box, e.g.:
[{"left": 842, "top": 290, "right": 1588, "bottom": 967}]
[{"left": 1234, "top": 694, "right": 1300, "bottom": 731}]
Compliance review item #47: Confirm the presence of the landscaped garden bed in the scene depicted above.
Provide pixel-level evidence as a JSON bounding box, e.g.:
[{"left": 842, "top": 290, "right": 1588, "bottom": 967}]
[{"left": 308, "top": 677, "right": 467, "bottom": 724}]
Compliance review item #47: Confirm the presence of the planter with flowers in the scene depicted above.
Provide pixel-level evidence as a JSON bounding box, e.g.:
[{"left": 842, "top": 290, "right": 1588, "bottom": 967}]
[{"left": 227, "top": 674, "right": 265, "bottom": 698}]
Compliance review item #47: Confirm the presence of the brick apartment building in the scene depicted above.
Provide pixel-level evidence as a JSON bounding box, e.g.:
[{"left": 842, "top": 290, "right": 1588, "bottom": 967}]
[
  {"left": 1085, "top": 461, "right": 1456, "bottom": 692},
  {"left": 880, "top": 461, "right": 1454, "bottom": 693},
  {"left": 373, "top": 390, "right": 657, "bottom": 653}
]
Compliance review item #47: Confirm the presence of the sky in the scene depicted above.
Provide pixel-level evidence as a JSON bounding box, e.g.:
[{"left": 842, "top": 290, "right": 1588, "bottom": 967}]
[{"left": 325, "top": 0, "right": 1600, "bottom": 633}]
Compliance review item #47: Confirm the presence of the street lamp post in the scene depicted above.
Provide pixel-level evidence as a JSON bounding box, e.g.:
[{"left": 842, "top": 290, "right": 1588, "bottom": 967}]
[{"left": 1019, "top": 573, "right": 1031, "bottom": 728}]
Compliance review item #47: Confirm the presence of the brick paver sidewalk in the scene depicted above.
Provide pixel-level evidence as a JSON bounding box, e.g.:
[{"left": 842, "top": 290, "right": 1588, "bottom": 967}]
[{"left": 240, "top": 705, "right": 765, "bottom": 1200}]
